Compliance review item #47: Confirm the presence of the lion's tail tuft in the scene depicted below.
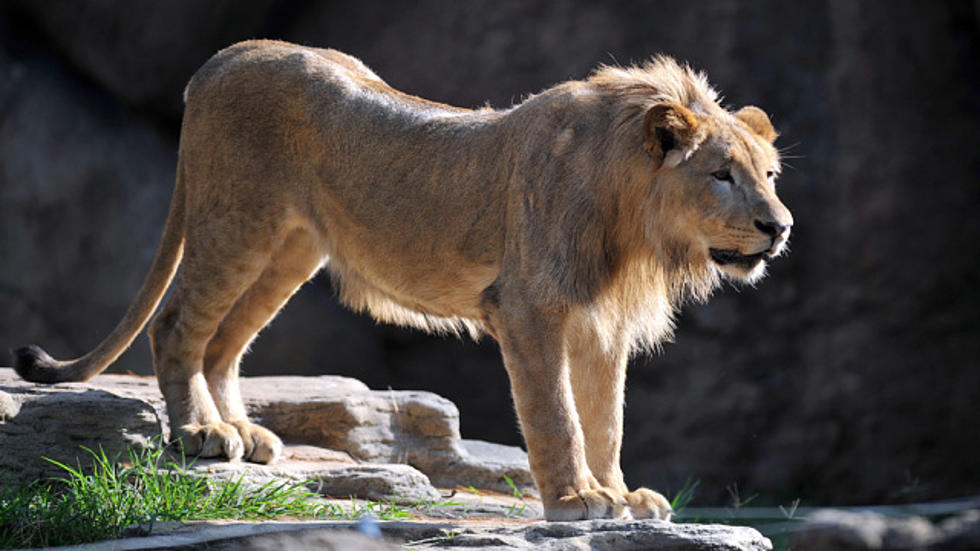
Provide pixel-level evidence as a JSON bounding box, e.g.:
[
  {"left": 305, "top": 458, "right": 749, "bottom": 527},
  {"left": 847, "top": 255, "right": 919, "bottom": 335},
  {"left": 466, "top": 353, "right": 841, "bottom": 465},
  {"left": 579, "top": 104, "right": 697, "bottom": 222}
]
[{"left": 11, "top": 344, "right": 78, "bottom": 383}]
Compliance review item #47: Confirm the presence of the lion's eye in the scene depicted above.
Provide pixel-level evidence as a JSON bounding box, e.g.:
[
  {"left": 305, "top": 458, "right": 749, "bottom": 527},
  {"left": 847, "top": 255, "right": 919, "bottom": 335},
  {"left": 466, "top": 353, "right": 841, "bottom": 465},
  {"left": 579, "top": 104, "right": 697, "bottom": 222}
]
[
  {"left": 766, "top": 170, "right": 775, "bottom": 179},
  {"left": 711, "top": 169, "right": 733, "bottom": 183}
]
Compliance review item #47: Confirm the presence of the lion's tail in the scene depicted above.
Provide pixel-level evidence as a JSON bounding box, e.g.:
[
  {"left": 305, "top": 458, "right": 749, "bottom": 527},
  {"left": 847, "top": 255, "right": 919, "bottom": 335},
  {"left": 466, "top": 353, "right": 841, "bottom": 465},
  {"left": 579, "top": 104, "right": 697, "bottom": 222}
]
[{"left": 12, "top": 165, "right": 187, "bottom": 383}]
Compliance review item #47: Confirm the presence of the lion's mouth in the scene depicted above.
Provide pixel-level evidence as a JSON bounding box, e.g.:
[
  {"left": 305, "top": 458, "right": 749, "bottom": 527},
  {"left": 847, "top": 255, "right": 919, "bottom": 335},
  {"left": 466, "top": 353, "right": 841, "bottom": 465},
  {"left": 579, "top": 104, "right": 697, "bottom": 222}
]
[{"left": 709, "top": 248, "right": 769, "bottom": 267}]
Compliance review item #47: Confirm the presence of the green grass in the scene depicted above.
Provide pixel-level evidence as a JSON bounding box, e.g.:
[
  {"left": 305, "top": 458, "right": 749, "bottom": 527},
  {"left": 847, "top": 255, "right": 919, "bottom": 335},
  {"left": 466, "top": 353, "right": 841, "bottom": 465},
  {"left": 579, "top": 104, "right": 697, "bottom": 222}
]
[
  {"left": 501, "top": 474, "right": 528, "bottom": 518},
  {"left": 669, "top": 476, "right": 700, "bottom": 516},
  {"left": 340, "top": 493, "right": 461, "bottom": 521},
  {"left": 0, "top": 444, "right": 452, "bottom": 549},
  {"left": 0, "top": 444, "right": 329, "bottom": 548},
  {"left": 668, "top": 479, "right": 803, "bottom": 551}
]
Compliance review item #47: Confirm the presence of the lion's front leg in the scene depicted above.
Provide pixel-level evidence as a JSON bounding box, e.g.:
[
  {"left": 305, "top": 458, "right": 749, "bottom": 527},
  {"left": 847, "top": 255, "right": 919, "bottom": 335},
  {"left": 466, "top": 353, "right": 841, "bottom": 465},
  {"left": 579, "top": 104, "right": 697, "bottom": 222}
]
[
  {"left": 486, "top": 297, "right": 629, "bottom": 521},
  {"left": 567, "top": 317, "right": 672, "bottom": 521}
]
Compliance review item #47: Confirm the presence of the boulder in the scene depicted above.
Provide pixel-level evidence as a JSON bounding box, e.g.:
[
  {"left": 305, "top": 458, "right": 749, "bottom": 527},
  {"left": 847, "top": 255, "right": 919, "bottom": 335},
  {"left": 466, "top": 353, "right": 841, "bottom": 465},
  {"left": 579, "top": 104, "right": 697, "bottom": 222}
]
[
  {"left": 443, "top": 439, "right": 534, "bottom": 495},
  {"left": 0, "top": 379, "right": 161, "bottom": 483},
  {"left": 189, "top": 445, "right": 441, "bottom": 504},
  {"left": 788, "top": 508, "right": 980, "bottom": 551},
  {"left": 240, "top": 376, "right": 535, "bottom": 495},
  {"left": 242, "top": 378, "right": 462, "bottom": 465},
  {"left": 937, "top": 509, "right": 980, "bottom": 551}
]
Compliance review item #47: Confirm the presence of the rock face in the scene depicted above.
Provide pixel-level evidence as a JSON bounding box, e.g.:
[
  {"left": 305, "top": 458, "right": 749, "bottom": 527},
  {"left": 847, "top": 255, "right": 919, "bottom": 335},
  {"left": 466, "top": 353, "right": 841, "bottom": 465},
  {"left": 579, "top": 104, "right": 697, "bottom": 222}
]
[
  {"left": 2, "top": 1, "right": 978, "bottom": 507},
  {"left": 4, "top": 0, "right": 279, "bottom": 118},
  {"left": 0, "top": 368, "right": 531, "bottom": 501}
]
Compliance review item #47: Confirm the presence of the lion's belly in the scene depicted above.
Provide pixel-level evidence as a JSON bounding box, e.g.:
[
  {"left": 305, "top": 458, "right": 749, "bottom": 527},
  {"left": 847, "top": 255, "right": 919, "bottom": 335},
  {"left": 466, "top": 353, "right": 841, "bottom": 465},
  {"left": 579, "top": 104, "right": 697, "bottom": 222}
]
[
  {"left": 321, "top": 226, "right": 501, "bottom": 324},
  {"left": 310, "top": 163, "right": 506, "bottom": 323}
]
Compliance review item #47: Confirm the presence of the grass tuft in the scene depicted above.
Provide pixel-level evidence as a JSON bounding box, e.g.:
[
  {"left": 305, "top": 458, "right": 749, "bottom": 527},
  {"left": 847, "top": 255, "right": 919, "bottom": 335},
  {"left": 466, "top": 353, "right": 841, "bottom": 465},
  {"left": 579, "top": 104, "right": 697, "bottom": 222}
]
[
  {"left": 670, "top": 477, "right": 700, "bottom": 516},
  {"left": 1, "top": 444, "right": 330, "bottom": 548}
]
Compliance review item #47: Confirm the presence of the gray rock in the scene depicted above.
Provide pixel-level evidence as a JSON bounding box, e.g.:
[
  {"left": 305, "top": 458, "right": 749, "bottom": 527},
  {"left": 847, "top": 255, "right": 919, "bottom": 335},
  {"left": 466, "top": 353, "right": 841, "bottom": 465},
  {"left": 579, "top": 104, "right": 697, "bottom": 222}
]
[
  {"left": 309, "top": 464, "right": 441, "bottom": 504},
  {"left": 41, "top": 519, "right": 771, "bottom": 551},
  {"left": 43, "top": 521, "right": 401, "bottom": 551},
  {"left": 430, "top": 439, "right": 535, "bottom": 496},
  {"left": 0, "top": 373, "right": 162, "bottom": 484},
  {"left": 0, "top": 368, "right": 532, "bottom": 497},
  {"left": 239, "top": 375, "right": 535, "bottom": 495},
  {"left": 791, "top": 509, "right": 937, "bottom": 550},
  {"left": 935, "top": 510, "right": 980, "bottom": 551},
  {"left": 882, "top": 516, "right": 938, "bottom": 550},
  {"left": 185, "top": 444, "right": 440, "bottom": 504},
  {"left": 423, "top": 488, "right": 543, "bottom": 520},
  {"left": 198, "top": 529, "right": 399, "bottom": 551},
  {"left": 516, "top": 519, "right": 771, "bottom": 550},
  {"left": 245, "top": 384, "right": 461, "bottom": 463}
]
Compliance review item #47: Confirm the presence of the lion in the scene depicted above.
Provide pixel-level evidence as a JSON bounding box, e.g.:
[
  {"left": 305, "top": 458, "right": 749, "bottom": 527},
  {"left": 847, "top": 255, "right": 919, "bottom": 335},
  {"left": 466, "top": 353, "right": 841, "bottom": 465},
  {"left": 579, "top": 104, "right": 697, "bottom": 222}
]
[{"left": 13, "top": 40, "right": 792, "bottom": 521}]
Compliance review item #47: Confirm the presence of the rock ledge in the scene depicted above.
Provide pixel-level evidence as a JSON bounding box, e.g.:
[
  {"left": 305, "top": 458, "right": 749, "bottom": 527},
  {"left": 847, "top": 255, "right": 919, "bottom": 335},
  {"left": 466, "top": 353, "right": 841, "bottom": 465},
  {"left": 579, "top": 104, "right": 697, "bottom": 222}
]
[
  {"left": 41, "top": 519, "right": 772, "bottom": 551},
  {"left": 0, "top": 368, "right": 532, "bottom": 499}
]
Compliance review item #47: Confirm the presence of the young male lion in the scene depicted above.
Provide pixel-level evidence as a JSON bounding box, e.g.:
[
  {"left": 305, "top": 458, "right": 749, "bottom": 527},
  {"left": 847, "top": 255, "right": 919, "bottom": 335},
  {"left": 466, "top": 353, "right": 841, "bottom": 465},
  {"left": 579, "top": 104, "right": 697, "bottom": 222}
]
[{"left": 14, "top": 40, "right": 792, "bottom": 521}]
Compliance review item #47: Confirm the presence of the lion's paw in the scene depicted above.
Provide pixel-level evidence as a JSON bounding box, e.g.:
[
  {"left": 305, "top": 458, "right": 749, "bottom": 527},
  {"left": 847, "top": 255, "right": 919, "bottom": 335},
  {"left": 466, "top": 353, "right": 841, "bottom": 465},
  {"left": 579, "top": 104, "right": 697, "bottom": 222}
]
[
  {"left": 173, "top": 421, "right": 245, "bottom": 461},
  {"left": 625, "top": 487, "right": 673, "bottom": 520},
  {"left": 545, "top": 487, "right": 631, "bottom": 521},
  {"left": 227, "top": 419, "right": 283, "bottom": 464}
]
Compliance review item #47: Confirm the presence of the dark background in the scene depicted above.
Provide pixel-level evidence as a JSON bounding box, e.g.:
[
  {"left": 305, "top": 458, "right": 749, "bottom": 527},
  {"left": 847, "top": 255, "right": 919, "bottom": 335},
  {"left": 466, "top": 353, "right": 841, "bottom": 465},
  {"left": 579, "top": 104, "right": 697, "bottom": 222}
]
[{"left": 1, "top": 1, "right": 977, "bottom": 507}]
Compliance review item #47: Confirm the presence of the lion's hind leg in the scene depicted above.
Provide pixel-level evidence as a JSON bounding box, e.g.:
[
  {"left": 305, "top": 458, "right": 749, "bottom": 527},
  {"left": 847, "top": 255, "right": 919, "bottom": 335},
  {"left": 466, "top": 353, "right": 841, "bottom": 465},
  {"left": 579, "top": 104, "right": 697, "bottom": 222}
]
[
  {"left": 202, "top": 227, "right": 324, "bottom": 463},
  {"left": 149, "top": 217, "right": 283, "bottom": 462}
]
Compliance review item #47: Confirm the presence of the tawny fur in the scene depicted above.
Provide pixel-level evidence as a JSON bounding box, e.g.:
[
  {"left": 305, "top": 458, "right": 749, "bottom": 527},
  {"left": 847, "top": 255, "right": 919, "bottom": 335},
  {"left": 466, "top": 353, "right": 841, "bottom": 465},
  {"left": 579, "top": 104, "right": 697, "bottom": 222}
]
[{"left": 13, "top": 41, "right": 793, "bottom": 521}]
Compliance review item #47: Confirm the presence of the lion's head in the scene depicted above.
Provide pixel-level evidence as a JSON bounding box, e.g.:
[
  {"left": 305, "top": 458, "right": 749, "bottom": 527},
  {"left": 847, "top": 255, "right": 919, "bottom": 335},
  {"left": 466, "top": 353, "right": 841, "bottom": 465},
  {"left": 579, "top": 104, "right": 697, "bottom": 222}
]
[
  {"left": 643, "top": 101, "right": 793, "bottom": 283},
  {"left": 593, "top": 59, "right": 792, "bottom": 286},
  {"left": 593, "top": 59, "right": 792, "bottom": 287}
]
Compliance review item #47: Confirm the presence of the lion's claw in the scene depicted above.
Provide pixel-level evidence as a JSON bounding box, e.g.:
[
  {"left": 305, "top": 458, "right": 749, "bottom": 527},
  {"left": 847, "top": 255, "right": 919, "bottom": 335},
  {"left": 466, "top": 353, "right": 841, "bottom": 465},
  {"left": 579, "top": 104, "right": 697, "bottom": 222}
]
[
  {"left": 173, "top": 421, "right": 245, "bottom": 461},
  {"left": 227, "top": 419, "right": 283, "bottom": 464},
  {"left": 172, "top": 420, "right": 282, "bottom": 464},
  {"left": 545, "top": 486, "right": 632, "bottom": 521},
  {"left": 625, "top": 487, "right": 673, "bottom": 520}
]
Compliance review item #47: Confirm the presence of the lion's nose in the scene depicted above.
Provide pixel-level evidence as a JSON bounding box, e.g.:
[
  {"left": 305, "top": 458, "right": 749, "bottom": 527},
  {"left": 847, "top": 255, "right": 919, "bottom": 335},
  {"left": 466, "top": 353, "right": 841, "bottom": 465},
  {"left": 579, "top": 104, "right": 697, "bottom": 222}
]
[{"left": 754, "top": 219, "right": 790, "bottom": 238}]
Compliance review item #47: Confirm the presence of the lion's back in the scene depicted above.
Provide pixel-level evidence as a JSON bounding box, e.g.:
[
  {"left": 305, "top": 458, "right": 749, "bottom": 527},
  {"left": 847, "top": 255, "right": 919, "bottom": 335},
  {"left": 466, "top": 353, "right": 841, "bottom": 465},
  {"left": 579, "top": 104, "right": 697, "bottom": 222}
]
[{"left": 183, "top": 41, "right": 354, "bottom": 109}]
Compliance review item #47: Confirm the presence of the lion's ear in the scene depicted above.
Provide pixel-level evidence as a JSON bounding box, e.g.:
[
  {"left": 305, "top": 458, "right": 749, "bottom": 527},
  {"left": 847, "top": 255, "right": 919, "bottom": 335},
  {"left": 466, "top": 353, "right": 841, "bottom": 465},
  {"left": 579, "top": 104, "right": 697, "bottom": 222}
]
[
  {"left": 735, "top": 105, "right": 778, "bottom": 143},
  {"left": 643, "top": 102, "right": 703, "bottom": 169}
]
